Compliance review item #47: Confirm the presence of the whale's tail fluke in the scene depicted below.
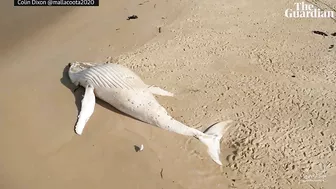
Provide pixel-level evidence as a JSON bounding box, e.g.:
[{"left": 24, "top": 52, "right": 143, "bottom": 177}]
[{"left": 198, "top": 120, "right": 233, "bottom": 165}]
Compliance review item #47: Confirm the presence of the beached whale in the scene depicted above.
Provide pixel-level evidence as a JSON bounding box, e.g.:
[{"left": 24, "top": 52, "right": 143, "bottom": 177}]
[{"left": 67, "top": 62, "right": 233, "bottom": 165}]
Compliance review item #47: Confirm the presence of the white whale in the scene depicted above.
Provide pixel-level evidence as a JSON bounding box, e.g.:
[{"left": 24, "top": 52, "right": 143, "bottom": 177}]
[{"left": 67, "top": 61, "right": 233, "bottom": 165}]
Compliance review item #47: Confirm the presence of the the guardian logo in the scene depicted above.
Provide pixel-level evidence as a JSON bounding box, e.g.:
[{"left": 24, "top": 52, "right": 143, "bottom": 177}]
[{"left": 285, "top": 2, "right": 334, "bottom": 18}]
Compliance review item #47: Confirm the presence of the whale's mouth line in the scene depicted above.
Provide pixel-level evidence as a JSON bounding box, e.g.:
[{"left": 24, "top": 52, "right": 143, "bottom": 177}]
[
  {"left": 68, "top": 62, "right": 93, "bottom": 74},
  {"left": 68, "top": 61, "right": 107, "bottom": 73}
]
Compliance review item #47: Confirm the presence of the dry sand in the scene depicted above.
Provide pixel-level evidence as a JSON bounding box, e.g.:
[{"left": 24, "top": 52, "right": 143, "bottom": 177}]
[{"left": 1, "top": 0, "right": 336, "bottom": 189}]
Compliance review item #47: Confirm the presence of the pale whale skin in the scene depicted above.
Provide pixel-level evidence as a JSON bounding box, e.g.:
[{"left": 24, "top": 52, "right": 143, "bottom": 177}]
[{"left": 68, "top": 62, "right": 233, "bottom": 165}]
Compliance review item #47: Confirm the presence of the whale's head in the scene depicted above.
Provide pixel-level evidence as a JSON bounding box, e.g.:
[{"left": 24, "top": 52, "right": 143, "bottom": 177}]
[
  {"left": 68, "top": 62, "right": 97, "bottom": 73},
  {"left": 67, "top": 61, "right": 102, "bottom": 85}
]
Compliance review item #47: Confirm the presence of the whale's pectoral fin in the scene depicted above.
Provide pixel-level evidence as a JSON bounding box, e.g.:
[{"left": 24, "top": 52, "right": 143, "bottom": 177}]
[
  {"left": 75, "top": 84, "right": 96, "bottom": 135},
  {"left": 147, "top": 86, "right": 174, "bottom": 97}
]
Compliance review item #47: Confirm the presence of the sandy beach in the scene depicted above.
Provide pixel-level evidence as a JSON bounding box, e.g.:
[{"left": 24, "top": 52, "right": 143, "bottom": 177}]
[{"left": 1, "top": 0, "right": 336, "bottom": 189}]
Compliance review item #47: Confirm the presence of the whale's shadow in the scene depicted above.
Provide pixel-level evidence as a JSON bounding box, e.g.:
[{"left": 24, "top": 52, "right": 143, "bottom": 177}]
[{"left": 60, "top": 64, "right": 145, "bottom": 129}]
